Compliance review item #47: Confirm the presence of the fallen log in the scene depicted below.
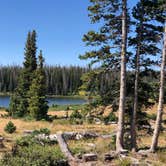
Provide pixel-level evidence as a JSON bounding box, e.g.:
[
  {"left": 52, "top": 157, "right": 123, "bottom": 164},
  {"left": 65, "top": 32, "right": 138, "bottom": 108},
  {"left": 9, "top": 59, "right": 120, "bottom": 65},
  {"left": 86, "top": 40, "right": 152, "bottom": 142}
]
[{"left": 56, "top": 132, "right": 75, "bottom": 161}]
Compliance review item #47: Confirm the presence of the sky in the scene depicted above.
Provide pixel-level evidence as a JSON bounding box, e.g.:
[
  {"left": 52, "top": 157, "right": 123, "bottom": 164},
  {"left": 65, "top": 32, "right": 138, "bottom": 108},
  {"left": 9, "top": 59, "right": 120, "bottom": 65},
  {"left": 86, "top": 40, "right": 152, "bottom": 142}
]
[{"left": 0, "top": 0, "right": 138, "bottom": 66}]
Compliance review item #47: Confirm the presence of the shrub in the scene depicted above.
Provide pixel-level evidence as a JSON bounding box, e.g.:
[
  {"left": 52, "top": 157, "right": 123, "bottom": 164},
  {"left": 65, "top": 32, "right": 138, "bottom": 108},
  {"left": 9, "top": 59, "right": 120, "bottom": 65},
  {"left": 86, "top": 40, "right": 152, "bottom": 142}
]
[
  {"left": 103, "top": 112, "right": 117, "bottom": 124},
  {"left": 1, "top": 144, "right": 67, "bottom": 166},
  {"left": 33, "top": 128, "right": 51, "bottom": 135},
  {"left": 147, "top": 113, "right": 156, "bottom": 120},
  {"left": 2, "top": 133, "right": 67, "bottom": 166},
  {"left": 4, "top": 121, "right": 16, "bottom": 134},
  {"left": 69, "top": 110, "right": 83, "bottom": 124},
  {"left": 70, "top": 110, "right": 82, "bottom": 119}
]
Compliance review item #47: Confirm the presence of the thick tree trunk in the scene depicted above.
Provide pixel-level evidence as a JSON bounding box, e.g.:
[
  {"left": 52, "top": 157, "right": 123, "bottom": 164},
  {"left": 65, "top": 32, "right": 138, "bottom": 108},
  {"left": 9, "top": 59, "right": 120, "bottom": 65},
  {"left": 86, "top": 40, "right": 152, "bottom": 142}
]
[
  {"left": 131, "top": 46, "right": 140, "bottom": 152},
  {"left": 150, "top": 24, "right": 166, "bottom": 152},
  {"left": 116, "top": 0, "right": 127, "bottom": 153}
]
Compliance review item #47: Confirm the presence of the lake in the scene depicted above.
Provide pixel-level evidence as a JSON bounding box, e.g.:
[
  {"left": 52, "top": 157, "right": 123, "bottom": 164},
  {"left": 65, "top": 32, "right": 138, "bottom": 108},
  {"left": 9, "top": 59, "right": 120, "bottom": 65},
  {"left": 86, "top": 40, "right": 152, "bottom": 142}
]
[{"left": 0, "top": 96, "right": 87, "bottom": 108}]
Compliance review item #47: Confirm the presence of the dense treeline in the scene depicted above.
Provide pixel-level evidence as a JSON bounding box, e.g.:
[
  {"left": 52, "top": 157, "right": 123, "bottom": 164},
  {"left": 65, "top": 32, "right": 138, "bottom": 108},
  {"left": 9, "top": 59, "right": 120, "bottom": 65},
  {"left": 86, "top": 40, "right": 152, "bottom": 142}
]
[
  {"left": 0, "top": 65, "right": 161, "bottom": 99},
  {"left": 0, "top": 65, "right": 21, "bottom": 92},
  {"left": 0, "top": 65, "right": 88, "bottom": 95}
]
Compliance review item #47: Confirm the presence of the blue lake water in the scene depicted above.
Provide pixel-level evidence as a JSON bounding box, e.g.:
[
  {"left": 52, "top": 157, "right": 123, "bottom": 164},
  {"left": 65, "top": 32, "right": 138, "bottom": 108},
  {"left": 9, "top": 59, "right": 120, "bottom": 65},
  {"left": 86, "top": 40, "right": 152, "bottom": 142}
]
[{"left": 0, "top": 96, "right": 87, "bottom": 108}]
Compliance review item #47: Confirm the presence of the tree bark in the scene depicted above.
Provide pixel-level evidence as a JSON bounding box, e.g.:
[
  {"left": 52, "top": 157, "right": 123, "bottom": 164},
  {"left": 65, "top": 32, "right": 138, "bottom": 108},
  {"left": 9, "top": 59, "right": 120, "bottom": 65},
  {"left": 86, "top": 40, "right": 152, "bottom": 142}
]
[
  {"left": 131, "top": 46, "right": 140, "bottom": 152},
  {"left": 150, "top": 23, "right": 166, "bottom": 152},
  {"left": 116, "top": 0, "right": 127, "bottom": 153}
]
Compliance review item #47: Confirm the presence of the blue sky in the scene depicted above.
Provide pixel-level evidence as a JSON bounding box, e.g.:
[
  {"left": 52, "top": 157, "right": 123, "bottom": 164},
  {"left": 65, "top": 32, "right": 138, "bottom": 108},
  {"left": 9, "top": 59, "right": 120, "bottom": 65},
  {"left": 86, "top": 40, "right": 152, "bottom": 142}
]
[{"left": 0, "top": 0, "right": 138, "bottom": 66}]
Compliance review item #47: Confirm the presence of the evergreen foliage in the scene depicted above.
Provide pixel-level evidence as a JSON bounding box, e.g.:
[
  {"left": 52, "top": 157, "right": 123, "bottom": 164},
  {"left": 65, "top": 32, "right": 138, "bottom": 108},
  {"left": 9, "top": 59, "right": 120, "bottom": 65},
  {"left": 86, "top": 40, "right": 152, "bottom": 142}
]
[
  {"left": 8, "top": 31, "right": 49, "bottom": 120},
  {"left": 0, "top": 65, "right": 87, "bottom": 95},
  {"left": 28, "top": 51, "right": 48, "bottom": 120},
  {"left": 9, "top": 30, "right": 37, "bottom": 117},
  {"left": 4, "top": 121, "right": 16, "bottom": 134}
]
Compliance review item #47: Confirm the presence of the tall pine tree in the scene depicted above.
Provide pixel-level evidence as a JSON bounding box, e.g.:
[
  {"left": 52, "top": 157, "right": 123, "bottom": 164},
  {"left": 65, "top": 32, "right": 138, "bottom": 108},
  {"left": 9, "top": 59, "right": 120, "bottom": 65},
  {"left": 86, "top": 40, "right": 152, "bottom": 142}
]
[
  {"left": 9, "top": 30, "right": 37, "bottom": 117},
  {"left": 148, "top": 0, "right": 166, "bottom": 152},
  {"left": 28, "top": 51, "right": 48, "bottom": 120},
  {"left": 129, "top": 0, "right": 163, "bottom": 152}
]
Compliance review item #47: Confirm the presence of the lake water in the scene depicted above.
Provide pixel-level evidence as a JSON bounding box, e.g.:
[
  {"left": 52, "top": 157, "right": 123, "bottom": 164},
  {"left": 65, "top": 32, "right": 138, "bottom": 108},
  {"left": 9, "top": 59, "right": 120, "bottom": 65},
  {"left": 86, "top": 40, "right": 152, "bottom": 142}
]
[{"left": 0, "top": 96, "right": 87, "bottom": 108}]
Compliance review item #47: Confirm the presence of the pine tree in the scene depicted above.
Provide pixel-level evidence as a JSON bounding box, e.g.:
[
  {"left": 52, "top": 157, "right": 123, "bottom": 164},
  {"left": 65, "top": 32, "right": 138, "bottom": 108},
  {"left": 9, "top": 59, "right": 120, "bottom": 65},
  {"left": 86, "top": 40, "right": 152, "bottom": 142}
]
[
  {"left": 79, "top": 0, "right": 122, "bottom": 69},
  {"left": 149, "top": 0, "right": 166, "bottom": 152},
  {"left": 129, "top": 0, "right": 163, "bottom": 152},
  {"left": 9, "top": 30, "right": 37, "bottom": 117},
  {"left": 28, "top": 51, "right": 48, "bottom": 120},
  {"left": 79, "top": 0, "right": 130, "bottom": 152},
  {"left": 116, "top": 0, "right": 128, "bottom": 153}
]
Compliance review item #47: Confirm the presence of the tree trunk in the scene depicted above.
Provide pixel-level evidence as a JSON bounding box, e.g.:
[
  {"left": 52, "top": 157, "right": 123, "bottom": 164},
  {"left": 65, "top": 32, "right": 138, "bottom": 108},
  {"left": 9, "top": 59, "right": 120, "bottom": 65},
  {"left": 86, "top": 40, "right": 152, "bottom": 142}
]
[
  {"left": 131, "top": 46, "right": 140, "bottom": 152},
  {"left": 116, "top": 0, "right": 127, "bottom": 153},
  {"left": 150, "top": 23, "right": 166, "bottom": 152}
]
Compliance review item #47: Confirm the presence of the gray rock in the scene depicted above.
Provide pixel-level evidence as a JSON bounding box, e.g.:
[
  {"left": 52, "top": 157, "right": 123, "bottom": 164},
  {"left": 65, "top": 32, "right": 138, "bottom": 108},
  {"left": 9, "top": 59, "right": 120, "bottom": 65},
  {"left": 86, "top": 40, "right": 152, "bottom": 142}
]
[
  {"left": 83, "top": 153, "right": 98, "bottom": 162},
  {"left": 104, "top": 153, "right": 117, "bottom": 161}
]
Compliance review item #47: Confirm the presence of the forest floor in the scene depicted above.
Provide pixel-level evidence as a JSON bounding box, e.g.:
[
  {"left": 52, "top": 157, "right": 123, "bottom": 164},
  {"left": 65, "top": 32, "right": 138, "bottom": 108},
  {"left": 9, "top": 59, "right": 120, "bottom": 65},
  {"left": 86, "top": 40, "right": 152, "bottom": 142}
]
[{"left": 0, "top": 106, "right": 166, "bottom": 165}]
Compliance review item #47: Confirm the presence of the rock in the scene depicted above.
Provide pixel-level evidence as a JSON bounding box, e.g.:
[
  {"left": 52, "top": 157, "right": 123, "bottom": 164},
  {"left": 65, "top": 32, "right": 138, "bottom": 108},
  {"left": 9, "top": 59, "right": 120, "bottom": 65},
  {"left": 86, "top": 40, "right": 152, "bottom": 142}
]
[
  {"left": 94, "top": 118, "right": 102, "bottom": 125},
  {"left": 76, "top": 133, "right": 83, "bottom": 140},
  {"left": 104, "top": 152, "right": 117, "bottom": 161},
  {"left": 63, "top": 132, "right": 77, "bottom": 140},
  {"left": 83, "top": 153, "right": 98, "bottom": 162},
  {"left": 118, "top": 149, "right": 128, "bottom": 156},
  {"left": 82, "top": 132, "right": 99, "bottom": 139},
  {"left": 35, "top": 134, "right": 57, "bottom": 142},
  {"left": 48, "top": 134, "right": 57, "bottom": 141}
]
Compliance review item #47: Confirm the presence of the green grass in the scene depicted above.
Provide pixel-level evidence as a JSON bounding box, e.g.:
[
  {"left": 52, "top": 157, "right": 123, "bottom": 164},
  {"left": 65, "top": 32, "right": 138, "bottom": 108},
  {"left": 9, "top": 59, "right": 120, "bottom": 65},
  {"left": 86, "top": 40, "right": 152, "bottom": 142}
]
[{"left": 49, "top": 104, "right": 87, "bottom": 111}]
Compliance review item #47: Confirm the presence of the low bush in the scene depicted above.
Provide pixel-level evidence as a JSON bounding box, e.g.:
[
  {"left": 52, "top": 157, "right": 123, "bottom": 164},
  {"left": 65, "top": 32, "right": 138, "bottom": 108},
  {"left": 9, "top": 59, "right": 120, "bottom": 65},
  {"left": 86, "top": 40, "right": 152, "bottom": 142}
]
[
  {"left": 1, "top": 144, "right": 67, "bottom": 166},
  {"left": 1, "top": 132, "right": 67, "bottom": 166},
  {"left": 33, "top": 128, "right": 51, "bottom": 135}
]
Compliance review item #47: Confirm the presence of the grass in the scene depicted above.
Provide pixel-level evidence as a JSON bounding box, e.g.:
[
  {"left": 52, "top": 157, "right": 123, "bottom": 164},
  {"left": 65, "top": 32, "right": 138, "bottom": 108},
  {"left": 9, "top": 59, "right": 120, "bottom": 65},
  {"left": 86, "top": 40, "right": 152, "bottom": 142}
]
[
  {"left": 1, "top": 105, "right": 166, "bottom": 165},
  {"left": 49, "top": 104, "right": 87, "bottom": 112}
]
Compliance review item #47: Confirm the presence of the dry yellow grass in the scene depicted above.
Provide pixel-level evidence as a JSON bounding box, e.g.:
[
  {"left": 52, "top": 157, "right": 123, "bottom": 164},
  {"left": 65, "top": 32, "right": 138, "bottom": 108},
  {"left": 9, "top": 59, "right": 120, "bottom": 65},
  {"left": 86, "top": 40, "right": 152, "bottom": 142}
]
[
  {"left": 0, "top": 110, "right": 116, "bottom": 137},
  {"left": 1, "top": 106, "right": 166, "bottom": 149}
]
